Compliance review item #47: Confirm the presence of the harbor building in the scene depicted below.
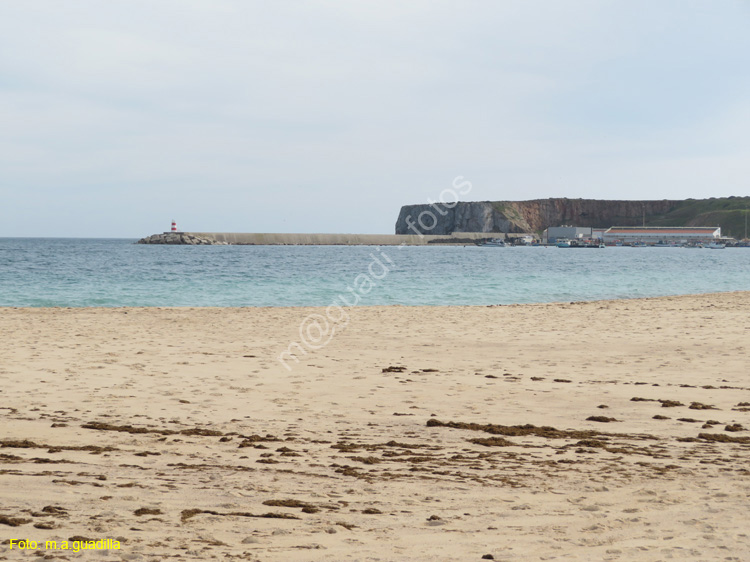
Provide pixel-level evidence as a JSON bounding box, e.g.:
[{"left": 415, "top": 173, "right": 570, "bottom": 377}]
[
  {"left": 603, "top": 226, "right": 721, "bottom": 245},
  {"left": 543, "top": 226, "right": 593, "bottom": 243}
]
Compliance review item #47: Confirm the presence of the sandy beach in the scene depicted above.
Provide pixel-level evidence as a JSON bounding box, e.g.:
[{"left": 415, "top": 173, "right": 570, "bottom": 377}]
[{"left": 2, "top": 292, "right": 750, "bottom": 561}]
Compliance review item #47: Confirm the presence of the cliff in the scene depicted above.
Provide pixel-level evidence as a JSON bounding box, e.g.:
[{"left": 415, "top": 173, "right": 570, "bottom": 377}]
[{"left": 395, "top": 197, "right": 750, "bottom": 237}]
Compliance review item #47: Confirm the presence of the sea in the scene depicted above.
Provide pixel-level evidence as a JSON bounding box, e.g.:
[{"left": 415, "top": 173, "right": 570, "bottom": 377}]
[{"left": 1, "top": 238, "right": 749, "bottom": 307}]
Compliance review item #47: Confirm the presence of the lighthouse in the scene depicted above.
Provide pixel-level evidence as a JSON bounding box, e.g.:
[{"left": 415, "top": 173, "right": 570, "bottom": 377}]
[{"left": 171, "top": 220, "right": 177, "bottom": 232}]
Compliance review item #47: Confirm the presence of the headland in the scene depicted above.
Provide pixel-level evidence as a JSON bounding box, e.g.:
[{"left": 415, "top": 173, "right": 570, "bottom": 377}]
[{"left": 396, "top": 197, "right": 750, "bottom": 238}]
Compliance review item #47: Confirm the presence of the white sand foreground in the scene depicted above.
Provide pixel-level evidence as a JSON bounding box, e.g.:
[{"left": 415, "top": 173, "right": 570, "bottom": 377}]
[{"left": 1, "top": 292, "right": 750, "bottom": 561}]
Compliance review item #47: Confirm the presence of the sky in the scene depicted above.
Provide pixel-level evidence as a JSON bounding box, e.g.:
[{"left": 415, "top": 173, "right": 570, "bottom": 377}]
[{"left": 1, "top": 1, "right": 750, "bottom": 237}]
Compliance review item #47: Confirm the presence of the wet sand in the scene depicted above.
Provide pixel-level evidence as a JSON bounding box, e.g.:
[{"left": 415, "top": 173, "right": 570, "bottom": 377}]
[{"left": 1, "top": 292, "right": 750, "bottom": 561}]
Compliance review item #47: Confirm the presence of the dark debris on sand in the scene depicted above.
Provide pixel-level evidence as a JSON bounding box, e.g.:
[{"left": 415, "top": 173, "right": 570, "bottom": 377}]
[
  {"left": 586, "top": 416, "right": 618, "bottom": 423},
  {"left": 180, "top": 509, "right": 300, "bottom": 523},
  {"left": 0, "top": 514, "right": 32, "bottom": 527}
]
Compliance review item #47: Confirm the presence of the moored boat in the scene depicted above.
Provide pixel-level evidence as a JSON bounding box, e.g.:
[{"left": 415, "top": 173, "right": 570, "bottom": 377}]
[
  {"left": 558, "top": 238, "right": 605, "bottom": 248},
  {"left": 479, "top": 238, "right": 506, "bottom": 247}
]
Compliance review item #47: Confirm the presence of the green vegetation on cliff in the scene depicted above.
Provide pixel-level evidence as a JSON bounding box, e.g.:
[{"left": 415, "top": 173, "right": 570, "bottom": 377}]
[{"left": 647, "top": 197, "right": 750, "bottom": 239}]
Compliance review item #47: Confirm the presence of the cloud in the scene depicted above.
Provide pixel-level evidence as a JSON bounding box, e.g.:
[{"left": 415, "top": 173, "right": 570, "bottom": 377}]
[{"left": 1, "top": 0, "right": 749, "bottom": 236}]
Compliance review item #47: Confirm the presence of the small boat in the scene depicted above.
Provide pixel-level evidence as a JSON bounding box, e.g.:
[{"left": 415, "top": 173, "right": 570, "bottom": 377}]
[
  {"left": 479, "top": 238, "right": 506, "bottom": 247},
  {"left": 571, "top": 241, "right": 605, "bottom": 248},
  {"left": 707, "top": 242, "right": 726, "bottom": 249},
  {"left": 557, "top": 239, "right": 604, "bottom": 248}
]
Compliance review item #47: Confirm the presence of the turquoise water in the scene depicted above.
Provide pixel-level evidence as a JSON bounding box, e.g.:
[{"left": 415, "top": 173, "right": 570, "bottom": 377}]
[{"left": 1, "top": 238, "right": 749, "bottom": 307}]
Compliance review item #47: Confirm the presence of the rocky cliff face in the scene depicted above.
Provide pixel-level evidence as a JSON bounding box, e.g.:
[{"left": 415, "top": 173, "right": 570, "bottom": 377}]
[{"left": 395, "top": 199, "right": 683, "bottom": 234}]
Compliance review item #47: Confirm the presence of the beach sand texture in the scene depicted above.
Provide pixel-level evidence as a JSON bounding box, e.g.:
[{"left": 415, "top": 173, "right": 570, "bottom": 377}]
[{"left": 1, "top": 292, "right": 750, "bottom": 561}]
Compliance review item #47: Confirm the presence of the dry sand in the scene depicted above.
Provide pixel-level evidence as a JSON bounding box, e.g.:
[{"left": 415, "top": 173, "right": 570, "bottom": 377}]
[{"left": 1, "top": 292, "right": 750, "bottom": 561}]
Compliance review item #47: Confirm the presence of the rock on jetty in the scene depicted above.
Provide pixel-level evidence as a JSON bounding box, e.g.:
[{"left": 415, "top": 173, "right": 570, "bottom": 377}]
[{"left": 137, "top": 233, "right": 228, "bottom": 245}]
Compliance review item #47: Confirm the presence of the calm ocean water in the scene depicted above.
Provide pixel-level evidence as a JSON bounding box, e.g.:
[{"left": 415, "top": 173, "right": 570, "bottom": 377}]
[{"left": 1, "top": 238, "right": 749, "bottom": 307}]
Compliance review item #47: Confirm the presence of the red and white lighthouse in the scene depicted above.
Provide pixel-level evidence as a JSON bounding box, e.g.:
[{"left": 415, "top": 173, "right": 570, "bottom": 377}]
[{"left": 171, "top": 220, "right": 177, "bottom": 232}]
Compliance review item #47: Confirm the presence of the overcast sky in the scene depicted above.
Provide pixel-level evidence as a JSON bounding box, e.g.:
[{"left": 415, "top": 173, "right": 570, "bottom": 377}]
[{"left": 1, "top": 1, "right": 749, "bottom": 237}]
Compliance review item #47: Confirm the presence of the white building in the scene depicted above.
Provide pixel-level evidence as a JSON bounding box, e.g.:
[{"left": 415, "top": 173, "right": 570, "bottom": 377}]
[{"left": 603, "top": 226, "right": 721, "bottom": 245}]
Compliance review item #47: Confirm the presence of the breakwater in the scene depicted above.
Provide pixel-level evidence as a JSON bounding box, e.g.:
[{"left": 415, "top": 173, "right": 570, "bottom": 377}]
[{"left": 136, "top": 232, "right": 506, "bottom": 245}]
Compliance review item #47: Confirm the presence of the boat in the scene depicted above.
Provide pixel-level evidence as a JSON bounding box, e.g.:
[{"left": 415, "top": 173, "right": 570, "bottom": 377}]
[
  {"left": 479, "top": 238, "right": 506, "bottom": 247},
  {"left": 707, "top": 242, "right": 726, "bottom": 249},
  {"left": 570, "top": 241, "right": 605, "bottom": 248},
  {"left": 557, "top": 239, "right": 604, "bottom": 248}
]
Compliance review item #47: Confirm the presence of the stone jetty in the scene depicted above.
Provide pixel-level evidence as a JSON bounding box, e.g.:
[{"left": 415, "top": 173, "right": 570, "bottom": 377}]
[{"left": 136, "top": 232, "right": 506, "bottom": 246}]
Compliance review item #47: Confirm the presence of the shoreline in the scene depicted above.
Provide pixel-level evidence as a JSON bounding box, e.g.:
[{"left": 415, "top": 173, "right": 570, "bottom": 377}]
[
  {"left": 2, "top": 292, "right": 749, "bottom": 560},
  {"left": 3, "top": 288, "right": 749, "bottom": 310}
]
